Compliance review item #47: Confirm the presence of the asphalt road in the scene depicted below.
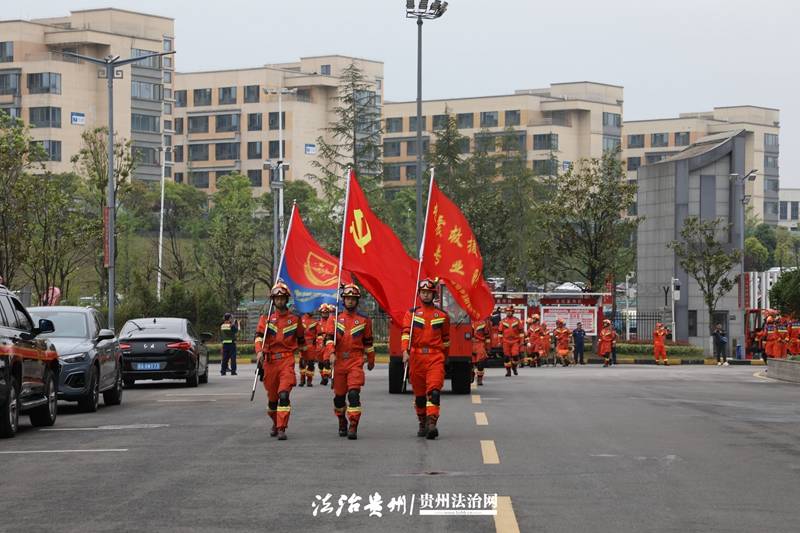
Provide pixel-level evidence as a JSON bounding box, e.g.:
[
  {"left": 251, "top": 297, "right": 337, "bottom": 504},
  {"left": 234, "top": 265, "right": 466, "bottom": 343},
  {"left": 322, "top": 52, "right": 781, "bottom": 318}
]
[{"left": 2, "top": 363, "right": 799, "bottom": 533}]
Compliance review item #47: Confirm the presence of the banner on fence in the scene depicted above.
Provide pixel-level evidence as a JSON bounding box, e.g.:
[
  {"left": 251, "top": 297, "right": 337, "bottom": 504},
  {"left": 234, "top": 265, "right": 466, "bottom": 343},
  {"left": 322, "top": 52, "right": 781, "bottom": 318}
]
[{"left": 540, "top": 306, "right": 598, "bottom": 335}]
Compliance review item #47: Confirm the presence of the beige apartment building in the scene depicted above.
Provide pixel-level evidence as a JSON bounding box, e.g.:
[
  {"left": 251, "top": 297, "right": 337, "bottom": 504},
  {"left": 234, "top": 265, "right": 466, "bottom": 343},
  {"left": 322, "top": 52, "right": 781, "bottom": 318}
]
[
  {"left": 0, "top": 8, "right": 175, "bottom": 182},
  {"left": 623, "top": 106, "right": 780, "bottom": 223},
  {"left": 381, "top": 82, "right": 624, "bottom": 190},
  {"left": 778, "top": 188, "right": 800, "bottom": 232},
  {"left": 171, "top": 56, "right": 383, "bottom": 194}
]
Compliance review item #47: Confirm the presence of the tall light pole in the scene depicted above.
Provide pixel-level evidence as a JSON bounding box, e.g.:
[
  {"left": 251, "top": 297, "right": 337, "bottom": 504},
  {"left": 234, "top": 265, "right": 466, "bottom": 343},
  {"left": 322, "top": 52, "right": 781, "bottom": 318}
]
[
  {"left": 670, "top": 277, "right": 680, "bottom": 341},
  {"left": 406, "top": 0, "right": 448, "bottom": 251},
  {"left": 624, "top": 271, "right": 634, "bottom": 341},
  {"left": 63, "top": 50, "right": 175, "bottom": 330},
  {"left": 730, "top": 169, "right": 757, "bottom": 357},
  {"left": 157, "top": 143, "right": 172, "bottom": 302}
]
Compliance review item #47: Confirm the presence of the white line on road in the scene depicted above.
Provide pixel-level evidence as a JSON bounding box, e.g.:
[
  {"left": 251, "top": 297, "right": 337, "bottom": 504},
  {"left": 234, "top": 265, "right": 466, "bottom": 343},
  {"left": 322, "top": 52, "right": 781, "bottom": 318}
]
[
  {"left": 471, "top": 394, "right": 481, "bottom": 404},
  {"left": 481, "top": 440, "right": 500, "bottom": 464},
  {"left": 475, "top": 412, "right": 489, "bottom": 426},
  {"left": 0, "top": 449, "right": 128, "bottom": 455},
  {"left": 42, "top": 424, "right": 169, "bottom": 431},
  {"left": 753, "top": 371, "right": 776, "bottom": 382},
  {"left": 157, "top": 399, "right": 217, "bottom": 402},
  {"left": 164, "top": 393, "right": 249, "bottom": 396},
  {"left": 494, "top": 496, "right": 520, "bottom": 533}
]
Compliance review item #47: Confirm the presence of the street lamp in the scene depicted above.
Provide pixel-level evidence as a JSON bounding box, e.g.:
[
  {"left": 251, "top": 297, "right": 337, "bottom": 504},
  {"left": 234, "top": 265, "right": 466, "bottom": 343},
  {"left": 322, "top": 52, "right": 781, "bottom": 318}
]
[
  {"left": 406, "top": 0, "right": 448, "bottom": 251},
  {"left": 624, "top": 271, "right": 634, "bottom": 340},
  {"left": 157, "top": 143, "right": 173, "bottom": 302},
  {"left": 63, "top": 50, "right": 175, "bottom": 330},
  {"left": 730, "top": 169, "right": 757, "bottom": 357},
  {"left": 670, "top": 277, "right": 680, "bottom": 340}
]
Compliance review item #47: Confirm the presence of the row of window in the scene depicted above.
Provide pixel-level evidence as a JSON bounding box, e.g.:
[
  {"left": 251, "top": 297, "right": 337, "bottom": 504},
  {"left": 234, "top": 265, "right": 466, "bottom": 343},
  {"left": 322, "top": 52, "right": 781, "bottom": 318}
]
[
  {"left": 179, "top": 140, "right": 286, "bottom": 162},
  {"left": 175, "top": 169, "right": 264, "bottom": 189},
  {"left": 384, "top": 133, "right": 557, "bottom": 157},
  {"left": 131, "top": 113, "right": 160, "bottom": 133},
  {"left": 779, "top": 201, "right": 799, "bottom": 221},
  {"left": 385, "top": 110, "right": 523, "bottom": 133},
  {"left": 627, "top": 132, "right": 690, "bottom": 149},
  {"left": 177, "top": 112, "right": 286, "bottom": 134},
  {"left": 132, "top": 80, "right": 163, "bottom": 101},
  {"left": 0, "top": 72, "right": 62, "bottom": 96},
  {"left": 384, "top": 157, "right": 560, "bottom": 181},
  {"left": 602, "top": 112, "right": 622, "bottom": 128},
  {"left": 0, "top": 42, "right": 12, "bottom": 63}
]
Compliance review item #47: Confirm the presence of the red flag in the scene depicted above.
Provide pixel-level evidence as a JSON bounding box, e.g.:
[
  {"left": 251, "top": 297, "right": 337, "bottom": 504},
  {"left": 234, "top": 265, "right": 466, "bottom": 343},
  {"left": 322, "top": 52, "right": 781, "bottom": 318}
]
[
  {"left": 422, "top": 180, "right": 494, "bottom": 320},
  {"left": 341, "top": 170, "right": 419, "bottom": 324}
]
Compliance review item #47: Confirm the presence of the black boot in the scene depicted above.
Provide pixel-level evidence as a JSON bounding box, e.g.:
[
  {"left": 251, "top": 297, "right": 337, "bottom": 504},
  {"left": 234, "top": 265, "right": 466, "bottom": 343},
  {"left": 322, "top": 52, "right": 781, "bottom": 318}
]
[
  {"left": 426, "top": 415, "right": 439, "bottom": 440},
  {"left": 347, "top": 418, "right": 358, "bottom": 440},
  {"left": 417, "top": 414, "right": 427, "bottom": 437},
  {"left": 505, "top": 367, "right": 511, "bottom": 377},
  {"left": 512, "top": 366, "right": 518, "bottom": 376},
  {"left": 338, "top": 415, "right": 348, "bottom": 437}
]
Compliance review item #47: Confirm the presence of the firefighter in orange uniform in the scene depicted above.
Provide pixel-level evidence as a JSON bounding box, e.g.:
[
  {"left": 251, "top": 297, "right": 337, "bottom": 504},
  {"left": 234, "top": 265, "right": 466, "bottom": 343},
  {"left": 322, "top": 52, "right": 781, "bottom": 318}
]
[
  {"left": 789, "top": 316, "right": 800, "bottom": 356},
  {"left": 299, "top": 313, "right": 318, "bottom": 387},
  {"left": 499, "top": 306, "right": 524, "bottom": 376},
  {"left": 317, "top": 304, "right": 334, "bottom": 385},
  {"left": 553, "top": 319, "right": 573, "bottom": 366},
  {"left": 254, "top": 282, "right": 306, "bottom": 440},
  {"left": 598, "top": 319, "right": 617, "bottom": 367},
  {"left": 776, "top": 316, "right": 791, "bottom": 359},
  {"left": 653, "top": 322, "right": 670, "bottom": 365},
  {"left": 402, "top": 278, "right": 450, "bottom": 440},
  {"left": 763, "top": 316, "right": 779, "bottom": 360},
  {"left": 471, "top": 317, "right": 490, "bottom": 386},
  {"left": 526, "top": 314, "right": 543, "bottom": 367},
  {"left": 539, "top": 321, "right": 552, "bottom": 366},
  {"left": 325, "top": 285, "right": 374, "bottom": 440}
]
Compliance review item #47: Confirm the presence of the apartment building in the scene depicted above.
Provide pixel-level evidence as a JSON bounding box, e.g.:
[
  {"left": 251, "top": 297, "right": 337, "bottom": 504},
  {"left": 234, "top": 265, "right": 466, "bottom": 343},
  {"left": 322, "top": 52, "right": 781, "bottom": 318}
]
[
  {"left": 381, "top": 81, "right": 624, "bottom": 190},
  {"left": 0, "top": 8, "right": 175, "bottom": 182},
  {"left": 779, "top": 188, "right": 800, "bottom": 232},
  {"left": 171, "top": 56, "right": 383, "bottom": 194},
  {"left": 623, "top": 106, "right": 780, "bottom": 223}
]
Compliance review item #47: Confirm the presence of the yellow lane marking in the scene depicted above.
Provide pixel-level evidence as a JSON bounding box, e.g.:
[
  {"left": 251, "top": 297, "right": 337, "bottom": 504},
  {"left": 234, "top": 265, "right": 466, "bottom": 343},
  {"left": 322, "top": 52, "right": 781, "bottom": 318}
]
[
  {"left": 472, "top": 394, "right": 481, "bottom": 404},
  {"left": 475, "top": 412, "right": 488, "bottom": 426},
  {"left": 494, "top": 496, "right": 520, "bottom": 533},
  {"left": 481, "top": 440, "right": 500, "bottom": 464}
]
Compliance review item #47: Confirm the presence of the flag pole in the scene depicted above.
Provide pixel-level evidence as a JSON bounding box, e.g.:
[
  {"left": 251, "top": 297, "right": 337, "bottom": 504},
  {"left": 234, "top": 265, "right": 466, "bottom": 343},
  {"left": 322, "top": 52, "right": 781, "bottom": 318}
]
[
  {"left": 331, "top": 167, "right": 353, "bottom": 389},
  {"left": 252, "top": 200, "right": 296, "bottom": 401},
  {"left": 403, "top": 168, "right": 436, "bottom": 392}
]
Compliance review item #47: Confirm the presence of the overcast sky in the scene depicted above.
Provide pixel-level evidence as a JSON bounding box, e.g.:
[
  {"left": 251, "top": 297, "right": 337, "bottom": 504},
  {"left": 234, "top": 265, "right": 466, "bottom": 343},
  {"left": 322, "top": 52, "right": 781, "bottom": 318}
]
[{"left": 8, "top": 0, "right": 799, "bottom": 186}]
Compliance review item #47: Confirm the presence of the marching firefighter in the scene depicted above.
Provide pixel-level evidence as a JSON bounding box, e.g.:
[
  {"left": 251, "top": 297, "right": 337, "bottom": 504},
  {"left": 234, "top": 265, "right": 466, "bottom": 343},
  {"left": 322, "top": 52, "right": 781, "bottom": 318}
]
[
  {"left": 653, "top": 322, "right": 670, "bottom": 365},
  {"left": 553, "top": 319, "right": 573, "bottom": 366},
  {"left": 776, "top": 316, "right": 791, "bottom": 359},
  {"left": 471, "top": 317, "right": 491, "bottom": 386},
  {"left": 325, "top": 284, "right": 374, "bottom": 440},
  {"left": 254, "top": 282, "right": 306, "bottom": 441},
  {"left": 499, "top": 306, "right": 524, "bottom": 376},
  {"left": 317, "top": 304, "right": 334, "bottom": 385},
  {"left": 525, "top": 316, "right": 538, "bottom": 367},
  {"left": 300, "top": 312, "right": 318, "bottom": 387},
  {"left": 598, "top": 319, "right": 617, "bottom": 367},
  {"left": 790, "top": 316, "right": 800, "bottom": 356},
  {"left": 539, "top": 320, "right": 552, "bottom": 366},
  {"left": 402, "top": 278, "right": 450, "bottom": 440},
  {"left": 763, "top": 315, "right": 779, "bottom": 361}
]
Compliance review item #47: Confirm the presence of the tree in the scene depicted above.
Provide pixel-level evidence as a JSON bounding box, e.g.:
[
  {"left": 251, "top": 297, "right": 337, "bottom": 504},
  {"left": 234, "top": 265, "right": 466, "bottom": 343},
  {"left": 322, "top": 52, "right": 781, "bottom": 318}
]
[
  {"left": 769, "top": 269, "right": 800, "bottom": 319},
  {"left": 538, "top": 147, "right": 640, "bottom": 292},
  {"left": 155, "top": 181, "right": 208, "bottom": 283},
  {"left": 669, "top": 216, "right": 742, "bottom": 344},
  {"left": 0, "top": 111, "right": 45, "bottom": 287},
  {"left": 744, "top": 236, "right": 770, "bottom": 272},
  {"left": 774, "top": 227, "right": 800, "bottom": 270}
]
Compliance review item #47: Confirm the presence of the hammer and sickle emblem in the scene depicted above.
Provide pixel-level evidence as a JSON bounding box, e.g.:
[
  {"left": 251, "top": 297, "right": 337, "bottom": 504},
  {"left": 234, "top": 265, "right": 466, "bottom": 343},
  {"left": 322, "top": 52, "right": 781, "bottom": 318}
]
[{"left": 349, "top": 209, "right": 372, "bottom": 254}]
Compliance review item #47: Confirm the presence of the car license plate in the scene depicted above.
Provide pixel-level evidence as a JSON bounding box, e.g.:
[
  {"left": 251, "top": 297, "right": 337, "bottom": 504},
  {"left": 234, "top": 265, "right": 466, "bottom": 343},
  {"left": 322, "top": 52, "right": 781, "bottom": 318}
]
[{"left": 136, "top": 362, "right": 161, "bottom": 370}]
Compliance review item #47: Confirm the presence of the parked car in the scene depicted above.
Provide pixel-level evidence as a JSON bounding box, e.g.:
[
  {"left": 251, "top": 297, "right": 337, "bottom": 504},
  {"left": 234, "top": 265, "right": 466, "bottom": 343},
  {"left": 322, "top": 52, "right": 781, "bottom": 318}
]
[
  {"left": 28, "top": 306, "right": 123, "bottom": 412},
  {"left": 0, "top": 285, "right": 59, "bottom": 438},
  {"left": 119, "top": 318, "right": 212, "bottom": 387}
]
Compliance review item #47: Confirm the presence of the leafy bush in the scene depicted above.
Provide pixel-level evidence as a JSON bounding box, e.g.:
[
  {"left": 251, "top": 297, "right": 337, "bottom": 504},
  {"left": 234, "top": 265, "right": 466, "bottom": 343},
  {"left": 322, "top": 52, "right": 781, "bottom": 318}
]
[{"left": 614, "top": 342, "right": 704, "bottom": 357}]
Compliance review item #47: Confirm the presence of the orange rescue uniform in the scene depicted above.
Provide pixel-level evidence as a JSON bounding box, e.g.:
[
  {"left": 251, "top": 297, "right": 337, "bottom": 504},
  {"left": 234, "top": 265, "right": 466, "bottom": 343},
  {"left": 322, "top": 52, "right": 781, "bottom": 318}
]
[
  {"left": 653, "top": 327, "right": 669, "bottom": 363},
  {"left": 554, "top": 326, "right": 572, "bottom": 358},
  {"left": 790, "top": 319, "right": 800, "bottom": 355},
  {"left": 327, "top": 310, "right": 374, "bottom": 425},
  {"left": 598, "top": 326, "right": 616, "bottom": 359},
  {"left": 402, "top": 305, "right": 450, "bottom": 420}
]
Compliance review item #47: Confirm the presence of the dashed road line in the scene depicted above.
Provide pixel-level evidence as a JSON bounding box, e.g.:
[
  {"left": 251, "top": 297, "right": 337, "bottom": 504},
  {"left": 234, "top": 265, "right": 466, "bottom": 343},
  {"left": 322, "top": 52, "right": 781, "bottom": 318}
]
[
  {"left": 42, "top": 423, "right": 169, "bottom": 431},
  {"left": 164, "top": 393, "right": 249, "bottom": 396},
  {"left": 481, "top": 440, "right": 500, "bottom": 464},
  {"left": 475, "top": 412, "right": 488, "bottom": 426},
  {"left": 157, "top": 399, "right": 217, "bottom": 403},
  {"left": 494, "top": 496, "right": 520, "bottom": 533},
  {"left": 472, "top": 394, "right": 481, "bottom": 404},
  {"left": 0, "top": 449, "right": 128, "bottom": 455}
]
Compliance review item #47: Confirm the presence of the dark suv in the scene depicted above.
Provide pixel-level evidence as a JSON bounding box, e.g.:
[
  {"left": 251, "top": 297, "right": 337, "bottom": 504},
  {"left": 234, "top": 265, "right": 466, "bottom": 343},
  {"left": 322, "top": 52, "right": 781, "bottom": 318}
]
[
  {"left": 0, "top": 285, "right": 59, "bottom": 438},
  {"left": 28, "top": 306, "right": 123, "bottom": 412}
]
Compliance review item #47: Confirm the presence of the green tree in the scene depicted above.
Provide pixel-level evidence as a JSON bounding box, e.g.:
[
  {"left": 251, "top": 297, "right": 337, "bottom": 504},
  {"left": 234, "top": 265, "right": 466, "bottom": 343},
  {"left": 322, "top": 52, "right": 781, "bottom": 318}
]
[
  {"left": 669, "top": 217, "right": 742, "bottom": 345},
  {"left": 744, "top": 236, "right": 770, "bottom": 271},
  {"left": 774, "top": 227, "right": 800, "bottom": 270},
  {"left": 155, "top": 181, "right": 208, "bottom": 283},
  {"left": 769, "top": 269, "right": 800, "bottom": 318}
]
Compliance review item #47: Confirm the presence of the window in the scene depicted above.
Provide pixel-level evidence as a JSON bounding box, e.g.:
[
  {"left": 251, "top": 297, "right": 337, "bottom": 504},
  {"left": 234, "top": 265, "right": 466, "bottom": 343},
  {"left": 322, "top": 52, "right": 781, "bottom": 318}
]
[
  {"left": 190, "top": 171, "right": 209, "bottom": 188},
  {"left": 480, "top": 111, "right": 499, "bottom": 128},
  {"left": 505, "top": 110, "right": 520, "bottom": 127},
  {"left": 602, "top": 112, "right": 622, "bottom": 127},
  {"left": 9, "top": 297, "right": 33, "bottom": 331},
  {"left": 29, "top": 107, "right": 61, "bottom": 128},
  {"left": 244, "top": 85, "right": 260, "bottom": 103},
  {"left": 458, "top": 138, "right": 470, "bottom": 154},
  {"left": 384, "top": 164, "right": 401, "bottom": 181},
  {"left": 27, "top": 72, "right": 61, "bottom": 94},
  {"left": 248, "top": 113, "right": 262, "bottom": 131},
  {"left": 1, "top": 107, "right": 21, "bottom": 119},
  {"left": 268, "top": 140, "right": 285, "bottom": 159},
  {"left": 500, "top": 133, "right": 526, "bottom": 152},
  {"left": 296, "top": 88, "right": 312, "bottom": 102},
  {"left": 764, "top": 155, "right": 779, "bottom": 169},
  {"left": 0, "top": 42, "right": 13, "bottom": 63},
  {"left": 131, "top": 80, "right": 162, "bottom": 101},
  {"left": 0, "top": 72, "right": 20, "bottom": 95},
  {"left": 174, "top": 117, "right": 184, "bottom": 134},
  {"left": 175, "top": 90, "right": 187, "bottom": 107},
  {"left": 215, "top": 142, "right": 239, "bottom": 160},
  {"left": 188, "top": 116, "right": 209, "bottom": 133},
  {"left": 646, "top": 154, "right": 665, "bottom": 164},
  {"left": 386, "top": 117, "right": 402, "bottom": 133},
  {"left": 320, "top": 64, "right": 331, "bottom": 75},
  {"left": 134, "top": 146, "right": 159, "bottom": 166},
  {"left": 268, "top": 112, "right": 286, "bottom": 130},
  {"left": 35, "top": 140, "right": 61, "bottom": 161},
  {"left": 765, "top": 133, "right": 779, "bottom": 148},
  {"left": 532, "top": 159, "right": 557, "bottom": 176},
  {"left": 163, "top": 102, "right": 173, "bottom": 115},
  {"left": 218, "top": 86, "right": 237, "bottom": 105},
  {"left": 164, "top": 134, "right": 172, "bottom": 147},
  {"left": 163, "top": 71, "right": 172, "bottom": 84},
  {"left": 780, "top": 202, "right": 788, "bottom": 220},
  {"left": 674, "top": 132, "right": 690, "bottom": 146},
  {"left": 409, "top": 116, "right": 426, "bottom": 132},
  {"left": 688, "top": 310, "right": 697, "bottom": 337},
  {"left": 164, "top": 164, "right": 172, "bottom": 177},
  {"left": 188, "top": 144, "right": 209, "bottom": 161},
  {"left": 603, "top": 135, "right": 621, "bottom": 153},
  {"left": 163, "top": 56, "right": 173, "bottom": 69},
  {"left": 406, "top": 165, "right": 417, "bottom": 180},
  {"left": 457, "top": 113, "right": 474, "bottom": 129},
  {"left": 132, "top": 48, "right": 160, "bottom": 69},
  {"left": 432, "top": 114, "right": 448, "bottom": 131},
  {"left": 792, "top": 201, "right": 799, "bottom": 220},
  {"left": 173, "top": 145, "right": 183, "bottom": 163},
  {"left": 533, "top": 133, "right": 558, "bottom": 150},
  {"left": 193, "top": 88, "right": 212, "bottom": 106},
  {"left": 765, "top": 202, "right": 779, "bottom": 217},
  {"left": 651, "top": 133, "right": 669, "bottom": 147},
  {"left": 247, "top": 141, "right": 262, "bottom": 160},
  {"left": 248, "top": 169, "right": 262, "bottom": 187},
  {"left": 475, "top": 134, "right": 495, "bottom": 152},
  {"left": 384, "top": 140, "right": 401, "bottom": 157},
  {"left": 215, "top": 113, "right": 240, "bottom": 133},
  {"left": 627, "top": 134, "right": 644, "bottom": 148},
  {"left": 173, "top": 172, "right": 184, "bottom": 184},
  {"left": 131, "top": 113, "right": 159, "bottom": 133},
  {"left": 163, "top": 38, "right": 173, "bottom": 52},
  {"left": 406, "top": 139, "right": 429, "bottom": 156},
  {"left": 627, "top": 157, "right": 641, "bottom": 171},
  {"left": 765, "top": 178, "right": 779, "bottom": 194},
  {"left": 164, "top": 119, "right": 173, "bottom": 132}
]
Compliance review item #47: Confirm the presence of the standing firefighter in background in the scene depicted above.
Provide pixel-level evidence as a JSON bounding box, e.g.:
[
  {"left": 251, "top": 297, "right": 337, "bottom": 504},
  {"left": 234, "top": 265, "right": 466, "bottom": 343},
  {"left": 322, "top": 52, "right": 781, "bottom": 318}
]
[
  {"left": 300, "top": 312, "right": 318, "bottom": 387},
  {"left": 553, "top": 319, "right": 573, "bottom": 366},
  {"left": 471, "top": 317, "right": 490, "bottom": 386},
  {"left": 317, "top": 304, "right": 334, "bottom": 385},
  {"left": 499, "top": 306, "right": 524, "bottom": 376},
  {"left": 326, "top": 284, "right": 374, "bottom": 440},
  {"left": 219, "top": 313, "right": 239, "bottom": 376},
  {"left": 789, "top": 316, "right": 800, "bottom": 356},
  {"left": 598, "top": 319, "right": 617, "bottom": 367},
  {"left": 254, "top": 282, "right": 306, "bottom": 441},
  {"left": 776, "top": 316, "right": 791, "bottom": 359},
  {"left": 402, "top": 278, "right": 450, "bottom": 440},
  {"left": 653, "top": 322, "right": 670, "bottom": 365}
]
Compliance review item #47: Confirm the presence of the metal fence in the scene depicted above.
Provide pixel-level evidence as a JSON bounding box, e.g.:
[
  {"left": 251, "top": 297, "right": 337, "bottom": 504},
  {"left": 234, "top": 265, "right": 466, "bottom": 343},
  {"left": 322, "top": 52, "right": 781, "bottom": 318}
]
[{"left": 611, "top": 310, "right": 668, "bottom": 341}]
